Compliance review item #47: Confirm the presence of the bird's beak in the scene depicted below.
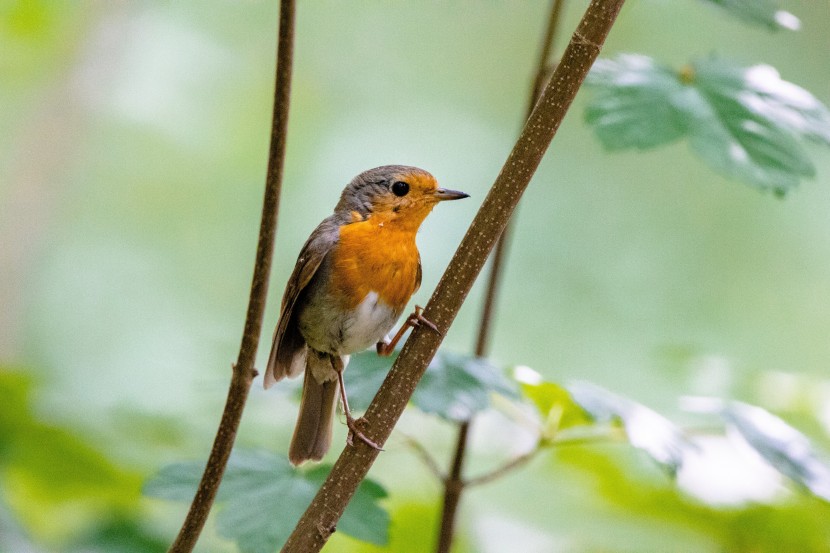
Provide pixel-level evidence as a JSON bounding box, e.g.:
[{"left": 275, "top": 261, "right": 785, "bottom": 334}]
[{"left": 433, "top": 188, "right": 470, "bottom": 201}]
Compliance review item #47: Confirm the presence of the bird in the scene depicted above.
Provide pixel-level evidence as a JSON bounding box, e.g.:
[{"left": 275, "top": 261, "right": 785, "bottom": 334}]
[{"left": 264, "top": 165, "right": 469, "bottom": 465}]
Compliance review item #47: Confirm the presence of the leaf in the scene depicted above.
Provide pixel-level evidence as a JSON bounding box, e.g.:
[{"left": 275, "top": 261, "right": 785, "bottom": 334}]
[
  {"left": 568, "top": 381, "right": 691, "bottom": 475},
  {"left": 343, "top": 350, "right": 398, "bottom": 412},
  {"left": 698, "top": 0, "right": 801, "bottom": 31},
  {"left": 144, "top": 450, "right": 389, "bottom": 551},
  {"left": 723, "top": 402, "right": 830, "bottom": 502},
  {"left": 346, "top": 350, "right": 518, "bottom": 422},
  {"left": 513, "top": 366, "right": 592, "bottom": 437},
  {"left": 413, "top": 351, "right": 519, "bottom": 422},
  {"left": 0, "top": 371, "right": 142, "bottom": 536},
  {"left": 585, "top": 54, "right": 830, "bottom": 192},
  {"left": 65, "top": 518, "right": 167, "bottom": 553}
]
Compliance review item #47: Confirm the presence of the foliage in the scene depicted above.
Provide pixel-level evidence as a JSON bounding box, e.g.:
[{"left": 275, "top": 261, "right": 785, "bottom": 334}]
[
  {"left": 144, "top": 450, "right": 389, "bottom": 552},
  {"left": 346, "top": 349, "right": 518, "bottom": 421},
  {"left": 0, "top": 370, "right": 146, "bottom": 540},
  {"left": 585, "top": 55, "right": 830, "bottom": 193},
  {"left": 724, "top": 401, "right": 830, "bottom": 501},
  {"left": 153, "top": 356, "right": 830, "bottom": 550},
  {"left": 699, "top": 0, "right": 800, "bottom": 31}
]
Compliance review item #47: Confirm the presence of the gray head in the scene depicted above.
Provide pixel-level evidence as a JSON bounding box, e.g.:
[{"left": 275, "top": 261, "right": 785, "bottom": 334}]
[{"left": 334, "top": 165, "right": 468, "bottom": 223}]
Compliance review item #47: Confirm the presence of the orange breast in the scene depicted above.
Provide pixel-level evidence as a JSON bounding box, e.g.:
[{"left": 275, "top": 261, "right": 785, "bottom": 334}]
[{"left": 329, "top": 217, "right": 420, "bottom": 312}]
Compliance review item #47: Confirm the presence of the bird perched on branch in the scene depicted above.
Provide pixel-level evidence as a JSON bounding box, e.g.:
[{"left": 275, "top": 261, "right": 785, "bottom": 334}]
[{"left": 265, "top": 165, "right": 469, "bottom": 465}]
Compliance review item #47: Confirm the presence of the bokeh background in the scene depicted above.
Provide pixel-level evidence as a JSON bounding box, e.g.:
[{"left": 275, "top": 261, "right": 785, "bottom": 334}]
[{"left": 2, "top": 0, "right": 829, "bottom": 551}]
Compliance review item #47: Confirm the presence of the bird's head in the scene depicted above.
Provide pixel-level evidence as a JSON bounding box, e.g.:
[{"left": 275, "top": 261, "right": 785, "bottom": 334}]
[{"left": 335, "top": 165, "right": 468, "bottom": 230}]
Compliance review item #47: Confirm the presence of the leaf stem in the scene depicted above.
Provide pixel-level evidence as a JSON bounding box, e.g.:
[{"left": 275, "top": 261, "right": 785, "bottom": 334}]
[
  {"left": 281, "top": 1, "right": 626, "bottom": 550},
  {"left": 166, "top": 1, "right": 295, "bottom": 551}
]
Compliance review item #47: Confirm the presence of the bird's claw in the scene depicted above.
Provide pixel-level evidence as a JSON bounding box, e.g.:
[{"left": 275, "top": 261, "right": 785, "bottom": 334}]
[
  {"left": 410, "top": 305, "right": 442, "bottom": 336},
  {"left": 346, "top": 416, "right": 383, "bottom": 451}
]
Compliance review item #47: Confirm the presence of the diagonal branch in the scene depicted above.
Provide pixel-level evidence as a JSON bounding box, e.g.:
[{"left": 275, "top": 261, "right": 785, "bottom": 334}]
[
  {"left": 166, "top": 0, "right": 296, "bottom": 551},
  {"left": 281, "top": 1, "right": 626, "bottom": 550}
]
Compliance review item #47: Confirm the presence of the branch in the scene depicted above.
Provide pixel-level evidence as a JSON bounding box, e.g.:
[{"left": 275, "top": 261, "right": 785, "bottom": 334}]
[
  {"left": 281, "top": 1, "right": 626, "bottom": 550},
  {"left": 464, "top": 442, "right": 544, "bottom": 488},
  {"left": 400, "top": 433, "right": 446, "bottom": 482},
  {"left": 436, "top": 2, "right": 567, "bottom": 551},
  {"left": 166, "top": 1, "right": 295, "bottom": 551}
]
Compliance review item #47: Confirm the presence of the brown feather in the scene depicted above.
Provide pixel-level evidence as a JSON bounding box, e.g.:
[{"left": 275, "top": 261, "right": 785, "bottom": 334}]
[
  {"left": 264, "top": 216, "right": 341, "bottom": 388},
  {"left": 288, "top": 359, "right": 338, "bottom": 464}
]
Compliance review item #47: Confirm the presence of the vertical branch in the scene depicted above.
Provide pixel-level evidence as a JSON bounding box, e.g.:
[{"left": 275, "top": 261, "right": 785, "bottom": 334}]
[
  {"left": 435, "top": 2, "right": 566, "bottom": 551},
  {"left": 166, "top": 0, "right": 296, "bottom": 551},
  {"left": 281, "top": 1, "right": 626, "bottom": 550}
]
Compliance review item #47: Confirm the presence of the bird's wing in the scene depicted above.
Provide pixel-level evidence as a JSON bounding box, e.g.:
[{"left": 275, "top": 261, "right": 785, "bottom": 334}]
[{"left": 264, "top": 216, "right": 340, "bottom": 388}]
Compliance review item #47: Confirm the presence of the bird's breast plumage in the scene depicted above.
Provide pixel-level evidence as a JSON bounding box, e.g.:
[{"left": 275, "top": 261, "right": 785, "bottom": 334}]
[
  {"left": 295, "top": 216, "right": 421, "bottom": 356},
  {"left": 329, "top": 218, "right": 421, "bottom": 312}
]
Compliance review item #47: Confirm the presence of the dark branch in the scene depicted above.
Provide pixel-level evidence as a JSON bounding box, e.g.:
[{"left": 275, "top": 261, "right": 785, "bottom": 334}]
[{"left": 166, "top": 1, "right": 295, "bottom": 551}]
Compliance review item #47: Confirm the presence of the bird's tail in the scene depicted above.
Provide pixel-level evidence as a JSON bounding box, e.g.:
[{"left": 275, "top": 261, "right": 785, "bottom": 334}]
[{"left": 288, "top": 351, "right": 339, "bottom": 465}]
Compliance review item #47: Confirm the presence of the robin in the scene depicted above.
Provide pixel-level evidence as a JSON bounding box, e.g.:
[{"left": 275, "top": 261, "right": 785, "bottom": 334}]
[{"left": 265, "top": 165, "right": 469, "bottom": 465}]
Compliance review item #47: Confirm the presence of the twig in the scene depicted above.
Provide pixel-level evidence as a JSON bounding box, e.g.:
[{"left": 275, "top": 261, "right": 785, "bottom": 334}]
[
  {"left": 464, "top": 442, "right": 544, "bottom": 488},
  {"left": 166, "top": 1, "right": 295, "bottom": 551},
  {"left": 400, "top": 433, "right": 446, "bottom": 482},
  {"left": 436, "top": 2, "right": 567, "bottom": 551},
  {"left": 281, "top": 1, "right": 626, "bottom": 550},
  {"left": 462, "top": 426, "right": 629, "bottom": 488}
]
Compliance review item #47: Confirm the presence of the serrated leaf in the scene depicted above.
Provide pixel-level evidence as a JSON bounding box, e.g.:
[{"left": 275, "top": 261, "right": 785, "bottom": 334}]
[
  {"left": 346, "top": 350, "right": 518, "bottom": 422},
  {"left": 585, "top": 54, "right": 830, "bottom": 192},
  {"left": 699, "top": 0, "right": 800, "bottom": 31},
  {"left": 724, "top": 402, "right": 830, "bottom": 502},
  {"left": 568, "top": 381, "right": 690, "bottom": 475},
  {"left": 413, "top": 351, "right": 519, "bottom": 422},
  {"left": 144, "top": 450, "right": 389, "bottom": 551},
  {"left": 585, "top": 55, "right": 690, "bottom": 150}
]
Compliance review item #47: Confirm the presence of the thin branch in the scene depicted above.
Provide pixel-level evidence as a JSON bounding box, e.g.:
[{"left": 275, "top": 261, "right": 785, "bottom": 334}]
[
  {"left": 400, "top": 433, "right": 446, "bottom": 482},
  {"left": 435, "top": 420, "right": 471, "bottom": 553},
  {"left": 166, "top": 1, "right": 295, "bottom": 551},
  {"left": 436, "top": 2, "right": 567, "bottom": 551},
  {"left": 281, "top": 1, "right": 626, "bottom": 550},
  {"left": 464, "top": 442, "right": 544, "bottom": 488},
  {"left": 461, "top": 426, "right": 630, "bottom": 487}
]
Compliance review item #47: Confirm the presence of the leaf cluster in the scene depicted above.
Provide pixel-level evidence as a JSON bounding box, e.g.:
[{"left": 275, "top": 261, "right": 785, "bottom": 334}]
[{"left": 146, "top": 350, "right": 830, "bottom": 551}]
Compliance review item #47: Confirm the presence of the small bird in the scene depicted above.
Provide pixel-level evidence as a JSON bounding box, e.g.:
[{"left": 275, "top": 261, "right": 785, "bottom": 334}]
[{"left": 265, "top": 165, "right": 469, "bottom": 465}]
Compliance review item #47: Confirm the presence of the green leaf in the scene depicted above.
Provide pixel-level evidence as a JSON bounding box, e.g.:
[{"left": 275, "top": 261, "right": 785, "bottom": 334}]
[
  {"left": 144, "top": 450, "right": 389, "bottom": 551},
  {"left": 0, "top": 371, "right": 142, "bottom": 537},
  {"left": 585, "top": 55, "right": 830, "bottom": 192},
  {"left": 698, "top": 0, "right": 801, "bottom": 31},
  {"left": 513, "top": 368, "right": 592, "bottom": 437},
  {"left": 585, "top": 55, "right": 690, "bottom": 150},
  {"left": 568, "top": 381, "right": 690, "bottom": 475},
  {"left": 723, "top": 402, "right": 830, "bottom": 502},
  {"left": 65, "top": 518, "right": 167, "bottom": 553},
  {"left": 346, "top": 350, "right": 518, "bottom": 422},
  {"left": 413, "top": 351, "right": 519, "bottom": 422},
  {"left": 343, "top": 351, "right": 398, "bottom": 412}
]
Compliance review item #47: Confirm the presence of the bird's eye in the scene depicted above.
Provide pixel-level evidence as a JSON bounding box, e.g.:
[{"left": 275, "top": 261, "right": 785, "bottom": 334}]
[{"left": 391, "top": 181, "right": 410, "bottom": 197}]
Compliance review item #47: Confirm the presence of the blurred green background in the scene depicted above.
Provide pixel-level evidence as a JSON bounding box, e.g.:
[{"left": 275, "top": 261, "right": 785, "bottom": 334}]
[{"left": 2, "top": 0, "right": 829, "bottom": 551}]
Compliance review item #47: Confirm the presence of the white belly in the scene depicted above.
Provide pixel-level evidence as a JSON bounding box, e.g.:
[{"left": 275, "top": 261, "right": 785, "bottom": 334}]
[
  {"left": 299, "top": 290, "right": 399, "bottom": 355},
  {"left": 339, "top": 291, "right": 398, "bottom": 353}
]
